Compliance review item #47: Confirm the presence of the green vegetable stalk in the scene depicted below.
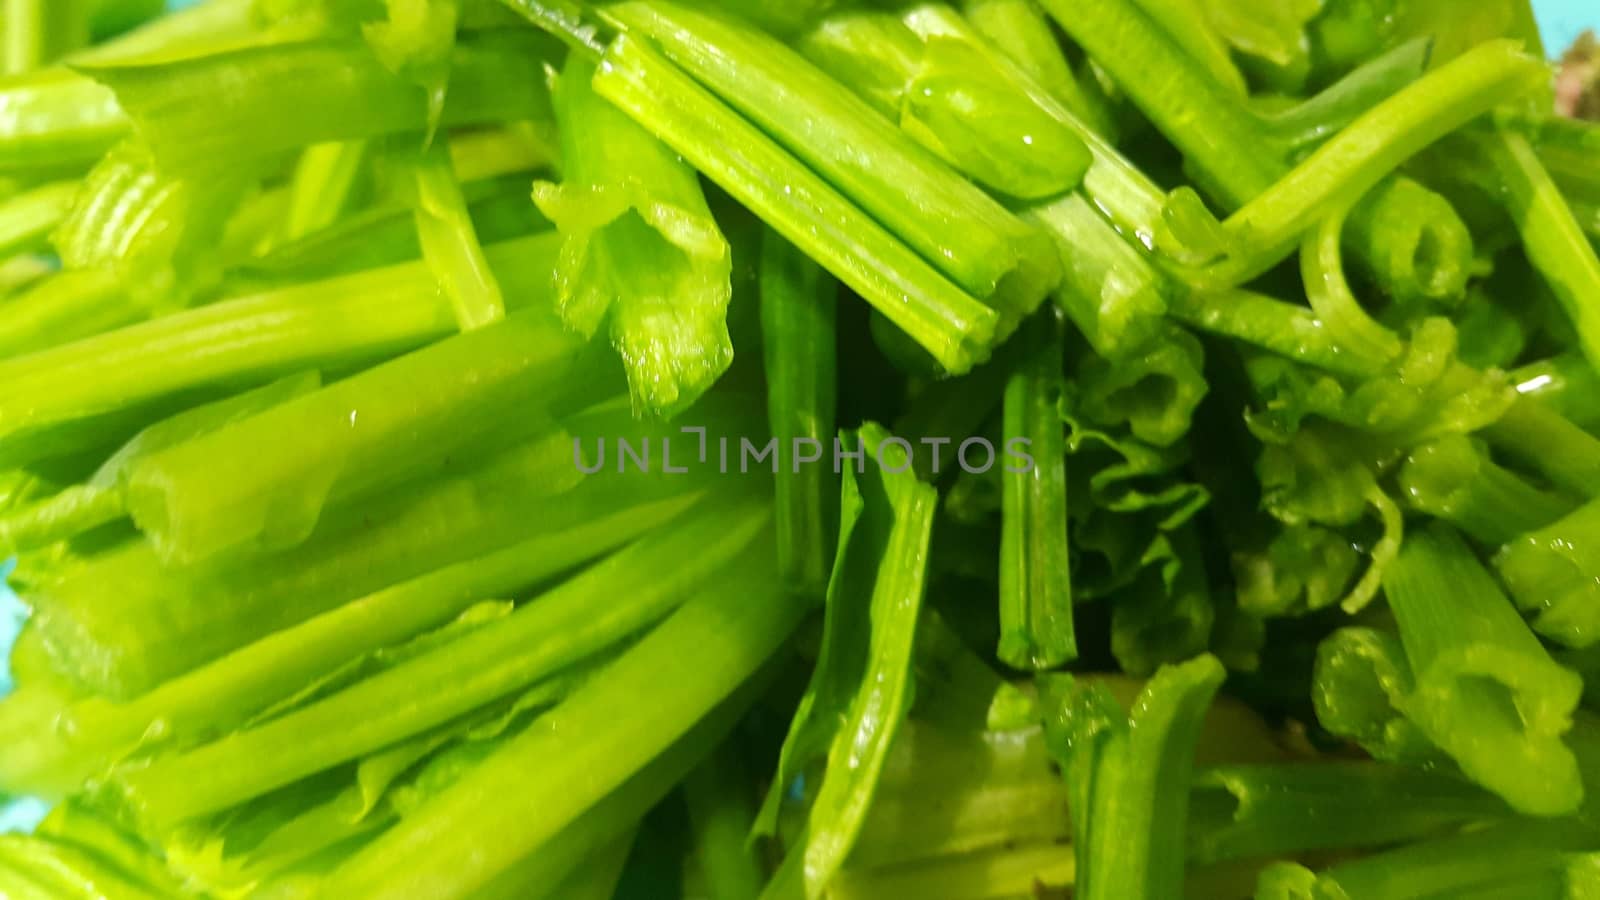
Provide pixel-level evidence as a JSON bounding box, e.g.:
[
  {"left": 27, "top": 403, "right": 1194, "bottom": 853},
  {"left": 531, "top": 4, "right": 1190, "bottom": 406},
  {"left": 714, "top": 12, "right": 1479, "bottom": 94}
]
[
  {"left": 759, "top": 230, "right": 839, "bottom": 593},
  {"left": 534, "top": 53, "right": 733, "bottom": 416},
  {"left": 1040, "top": 654, "right": 1226, "bottom": 900},
  {"left": 310, "top": 518, "right": 806, "bottom": 899},
  {"left": 124, "top": 311, "right": 586, "bottom": 564},
  {"left": 1385, "top": 523, "right": 1584, "bottom": 815},
  {"left": 589, "top": 32, "right": 998, "bottom": 375},
  {"left": 113, "top": 489, "right": 775, "bottom": 827},
  {"left": 998, "top": 314, "right": 1074, "bottom": 671},
  {"left": 1188, "top": 762, "right": 1510, "bottom": 864},
  {"left": 604, "top": 0, "right": 1062, "bottom": 335},
  {"left": 1497, "top": 494, "right": 1600, "bottom": 649},
  {"left": 1398, "top": 435, "right": 1579, "bottom": 546}
]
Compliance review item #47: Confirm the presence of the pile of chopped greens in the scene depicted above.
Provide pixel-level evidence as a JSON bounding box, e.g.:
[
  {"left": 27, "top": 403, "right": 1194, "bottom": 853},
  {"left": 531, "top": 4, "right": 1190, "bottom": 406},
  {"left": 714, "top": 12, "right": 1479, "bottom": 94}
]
[{"left": 1, "top": 0, "right": 1600, "bottom": 897}]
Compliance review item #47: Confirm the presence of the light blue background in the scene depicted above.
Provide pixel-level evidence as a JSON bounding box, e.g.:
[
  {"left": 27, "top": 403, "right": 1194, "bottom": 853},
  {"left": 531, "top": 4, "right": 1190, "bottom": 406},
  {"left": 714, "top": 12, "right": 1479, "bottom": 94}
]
[{"left": 1539, "top": 0, "right": 1596, "bottom": 52}]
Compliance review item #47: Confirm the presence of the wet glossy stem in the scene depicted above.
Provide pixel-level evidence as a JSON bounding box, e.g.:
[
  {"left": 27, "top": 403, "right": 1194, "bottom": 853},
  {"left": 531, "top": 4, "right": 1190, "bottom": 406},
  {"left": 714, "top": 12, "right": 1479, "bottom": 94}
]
[{"left": 591, "top": 33, "right": 998, "bottom": 374}]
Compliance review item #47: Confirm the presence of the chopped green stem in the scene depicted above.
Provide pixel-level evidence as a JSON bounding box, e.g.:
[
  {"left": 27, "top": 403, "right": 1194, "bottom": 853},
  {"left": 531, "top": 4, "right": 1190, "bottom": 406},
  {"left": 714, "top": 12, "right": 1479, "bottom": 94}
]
[
  {"left": 1211, "top": 41, "right": 1545, "bottom": 285},
  {"left": 4, "top": 0, "right": 90, "bottom": 74},
  {"left": 1188, "top": 762, "right": 1509, "bottom": 864},
  {"left": 795, "top": 10, "right": 922, "bottom": 119},
  {"left": 0, "top": 833, "right": 163, "bottom": 900},
  {"left": 1399, "top": 434, "right": 1579, "bottom": 545},
  {"left": 1267, "top": 38, "right": 1432, "bottom": 151},
  {"left": 1038, "top": 0, "right": 1280, "bottom": 205},
  {"left": 314, "top": 526, "right": 804, "bottom": 899},
  {"left": 1301, "top": 199, "right": 1405, "bottom": 366},
  {"left": 1385, "top": 523, "right": 1584, "bottom": 815},
  {"left": 1028, "top": 192, "right": 1168, "bottom": 359},
  {"left": 1312, "top": 627, "right": 1441, "bottom": 766},
  {"left": 959, "top": 0, "right": 1118, "bottom": 137},
  {"left": 1275, "top": 819, "right": 1597, "bottom": 900},
  {"left": 998, "top": 315, "right": 1074, "bottom": 671},
  {"left": 26, "top": 493, "right": 697, "bottom": 789},
  {"left": 900, "top": 5, "right": 1170, "bottom": 247},
  {"left": 0, "top": 235, "right": 562, "bottom": 462},
  {"left": 20, "top": 418, "right": 699, "bottom": 701},
  {"left": 0, "top": 483, "right": 125, "bottom": 556},
  {"left": 590, "top": 33, "right": 997, "bottom": 374},
  {"left": 0, "top": 180, "right": 76, "bottom": 257},
  {"left": 493, "top": 0, "right": 610, "bottom": 58},
  {"left": 0, "top": 67, "right": 126, "bottom": 175},
  {"left": 760, "top": 230, "right": 839, "bottom": 594},
  {"left": 406, "top": 135, "right": 507, "bottom": 331},
  {"left": 115, "top": 492, "right": 773, "bottom": 827},
  {"left": 125, "top": 311, "right": 584, "bottom": 564},
  {"left": 1496, "top": 493, "right": 1600, "bottom": 650},
  {"left": 243, "top": 173, "right": 547, "bottom": 283},
  {"left": 1041, "top": 654, "right": 1226, "bottom": 900},
  {"left": 0, "top": 269, "right": 135, "bottom": 361},
  {"left": 801, "top": 8, "right": 1091, "bottom": 202},
  {"left": 1514, "top": 353, "right": 1600, "bottom": 431},
  {"left": 477, "top": 680, "right": 766, "bottom": 900},
  {"left": 281, "top": 140, "right": 369, "bottom": 242},
  {"left": 1128, "top": 0, "right": 1248, "bottom": 97},
  {"left": 80, "top": 31, "right": 559, "bottom": 174},
  {"left": 1167, "top": 288, "right": 1378, "bottom": 378},
  {"left": 606, "top": 0, "right": 1059, "bottom": 329},
  {"left": 1479, "top": 129, "right": 1600, "bottom": 373},
  {"left": 1484, "top": 396, "right": 1600, "bottom": 499},
  {"left": 536, "top": 52, "right": 733, "bottom": 415},
  {"left": 1344, "top": 177, "right": 1476, "bottom": 305}
]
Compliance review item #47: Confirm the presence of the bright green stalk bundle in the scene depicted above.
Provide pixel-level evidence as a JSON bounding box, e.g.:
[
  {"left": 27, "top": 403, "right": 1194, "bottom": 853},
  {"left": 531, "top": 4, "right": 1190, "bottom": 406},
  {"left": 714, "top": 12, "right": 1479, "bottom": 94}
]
[
  {"left": 123, "top": 310, "right": 586, "bottom": 564},
  {"left": 534, "top": 53, "right": 733, "bottom": 417},
  {"left": 604, "top": 0, "right": 1062, "bottom": 336},
  {"left": 586, "top": 31, "right": 997, "bottom": 375},
  {"left": 0, "top": 372, "right": 321, "bottom": 556},
  {"left": 17, "top": 417, "right": 677, "bottom": 700},
  {"left": 113, "top": 490, "right": 775, "bottom": 827},
  {"left": 0, "top": 483, "right": 697, "bottom": 795},
  {"left": 309, "top": 519, "right": 805, "bottom": 899},
  {"left": 0, "top": 269, "right": 133, "bottom": 361},
  {"left": 0, "top": 234, "right": 563, "bottom": 467}
]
